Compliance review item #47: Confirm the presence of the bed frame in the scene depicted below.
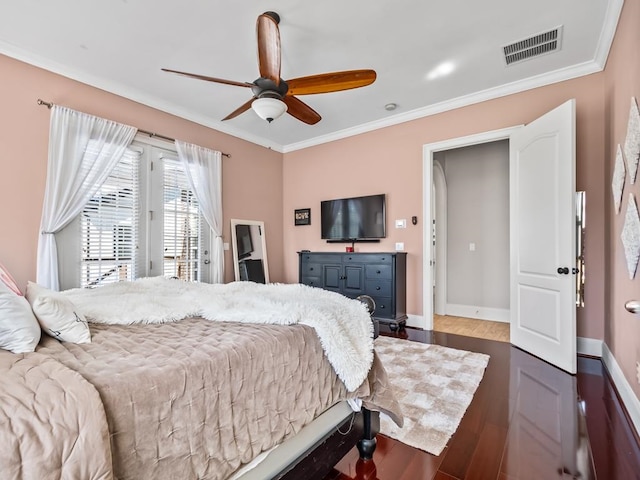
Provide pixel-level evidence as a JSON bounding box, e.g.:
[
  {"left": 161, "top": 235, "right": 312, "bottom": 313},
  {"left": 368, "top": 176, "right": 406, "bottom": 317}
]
[{"left": 235, "top": 404, "right": 379, "bottom": 480}]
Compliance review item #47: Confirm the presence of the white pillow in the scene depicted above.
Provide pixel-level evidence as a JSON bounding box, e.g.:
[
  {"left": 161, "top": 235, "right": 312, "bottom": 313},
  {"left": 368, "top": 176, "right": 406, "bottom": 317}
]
[
  {"left": 25, "top": 282, "right": 91, "bottom": 344},
  {"left": 0, "top": 279, "right": 41, "bottom": 353}
]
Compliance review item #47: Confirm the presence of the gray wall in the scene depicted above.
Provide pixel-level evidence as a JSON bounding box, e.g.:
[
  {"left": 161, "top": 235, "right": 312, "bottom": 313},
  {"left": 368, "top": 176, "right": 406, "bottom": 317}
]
[{"left": 441, "top": 140, "right": 510, "bottom": 311}]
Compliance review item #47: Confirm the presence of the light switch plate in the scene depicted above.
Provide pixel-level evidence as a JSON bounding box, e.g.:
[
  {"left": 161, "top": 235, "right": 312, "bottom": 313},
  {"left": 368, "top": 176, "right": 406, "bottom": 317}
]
[
  {"left": 395, "top": 219, "right": 407, "bottom": 229},
  {"left": 223, "top": 242, "right": 230, "bottom": 251}
]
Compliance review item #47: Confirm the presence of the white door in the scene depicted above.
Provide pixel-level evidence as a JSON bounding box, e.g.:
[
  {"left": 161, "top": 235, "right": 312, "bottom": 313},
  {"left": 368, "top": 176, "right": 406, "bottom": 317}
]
[{"left": 510, "top": 99, "right": 576, "bottom": 374}]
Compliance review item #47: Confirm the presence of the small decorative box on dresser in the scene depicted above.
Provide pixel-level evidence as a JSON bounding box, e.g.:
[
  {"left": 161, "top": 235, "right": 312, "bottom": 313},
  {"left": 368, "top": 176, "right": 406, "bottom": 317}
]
[{"left": 298, "top": 252, "right": 407, "bottom": 330}]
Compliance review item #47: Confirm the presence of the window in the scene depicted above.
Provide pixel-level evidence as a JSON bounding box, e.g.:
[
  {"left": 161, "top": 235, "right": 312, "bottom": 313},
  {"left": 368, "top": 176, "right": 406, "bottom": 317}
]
[
  {"left": 58, "top": 139, "right": 211, "bottom": 289},
  {"left": 80, "top": 150, "right": 140, "bottom": 287},
  {"left": 161, "top": 158, "right": 201, "bottom": 280}
]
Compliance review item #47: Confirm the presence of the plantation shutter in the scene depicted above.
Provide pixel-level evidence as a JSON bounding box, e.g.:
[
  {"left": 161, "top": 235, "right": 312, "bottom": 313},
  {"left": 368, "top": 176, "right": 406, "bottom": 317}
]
[
  {"left": 162, "top": 158, "right": 201, "bottom": 281},
  {"left": 80, "top": 148, "right": 140, "bottom": 287}
]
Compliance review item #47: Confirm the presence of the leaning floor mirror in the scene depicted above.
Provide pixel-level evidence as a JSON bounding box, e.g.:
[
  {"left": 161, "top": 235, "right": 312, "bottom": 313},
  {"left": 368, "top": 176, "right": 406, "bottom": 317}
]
[{"left": 230, "top": 219, "right": 270, "bottom": 283}]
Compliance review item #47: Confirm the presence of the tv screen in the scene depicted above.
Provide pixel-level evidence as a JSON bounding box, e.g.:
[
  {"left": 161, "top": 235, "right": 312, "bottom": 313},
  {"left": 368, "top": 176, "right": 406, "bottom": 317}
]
[{"left": 321, "top": 194, "right": 386, "bottom": 241}]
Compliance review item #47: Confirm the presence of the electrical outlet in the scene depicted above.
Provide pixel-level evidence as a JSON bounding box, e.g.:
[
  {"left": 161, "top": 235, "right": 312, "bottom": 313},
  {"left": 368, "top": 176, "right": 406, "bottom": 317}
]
[
  {"left": 395, "top": 242, "right": 405, "bottom": 251},
  {"left": 223, "top": 242, "right": 230, "bottom": 251}
]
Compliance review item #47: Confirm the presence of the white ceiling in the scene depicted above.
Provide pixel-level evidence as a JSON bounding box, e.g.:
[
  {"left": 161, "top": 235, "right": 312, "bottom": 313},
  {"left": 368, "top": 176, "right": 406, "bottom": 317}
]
[{"left": 0, "top": 0, "right": 622, "bottom": 152}]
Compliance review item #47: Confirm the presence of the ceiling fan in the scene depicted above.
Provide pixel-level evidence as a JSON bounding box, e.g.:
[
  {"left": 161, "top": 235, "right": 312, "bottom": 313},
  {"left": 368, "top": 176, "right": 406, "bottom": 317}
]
[{"left": 162, "top": 11, "right": 376, "bottom": 125}]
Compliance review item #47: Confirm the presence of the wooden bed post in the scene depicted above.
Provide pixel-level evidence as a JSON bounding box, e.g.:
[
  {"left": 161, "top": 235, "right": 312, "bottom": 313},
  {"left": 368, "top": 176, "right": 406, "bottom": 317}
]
[{"left": 357, "top": 407, "right": 379, "bottom": 460}]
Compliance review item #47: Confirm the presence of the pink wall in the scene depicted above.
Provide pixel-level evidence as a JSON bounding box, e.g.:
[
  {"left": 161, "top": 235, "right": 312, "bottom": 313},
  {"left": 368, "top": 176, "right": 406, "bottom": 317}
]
[
  {"left": 0, "top": 54, "right": 284, "bottom": 289},
  {"left": 283, "top": 62, "right": 606, "bottom": 341},
  {"left": 603, "top": 0, "right": 640, "bottom": 396},
  {"left": 4, "top": 0, "right": 637, "bottom": 392}
]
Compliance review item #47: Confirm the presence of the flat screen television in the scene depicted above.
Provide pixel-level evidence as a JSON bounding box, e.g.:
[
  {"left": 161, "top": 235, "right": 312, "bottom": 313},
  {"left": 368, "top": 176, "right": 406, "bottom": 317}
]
[{"left": 320, "top": 194, "right": 386, "bottom": 241}]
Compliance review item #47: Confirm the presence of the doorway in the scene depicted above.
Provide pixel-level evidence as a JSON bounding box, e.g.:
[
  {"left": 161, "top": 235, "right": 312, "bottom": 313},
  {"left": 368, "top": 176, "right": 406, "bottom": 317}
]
[
  {"left": 432, "top": 140, "right": 510, "bottom": 324},
  {"left": 423, "top": 100, "right": 577, "bottom": 374},
  {"left": 422, "top": 126, "right": 520, "bottom": 331},
  {"left": 431, "top": 139, "right": 511, "bottom": 341}
]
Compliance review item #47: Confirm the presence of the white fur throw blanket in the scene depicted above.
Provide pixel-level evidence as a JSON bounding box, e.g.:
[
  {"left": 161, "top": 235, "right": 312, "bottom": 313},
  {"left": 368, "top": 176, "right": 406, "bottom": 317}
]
[{"left": 62, "top": 278, "right": 374, "bottom": 392}]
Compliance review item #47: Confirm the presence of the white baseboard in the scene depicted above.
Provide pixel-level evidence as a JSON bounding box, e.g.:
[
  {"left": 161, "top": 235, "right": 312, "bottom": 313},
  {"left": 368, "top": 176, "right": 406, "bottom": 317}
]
[
  {"left": 405, "top": 314, "right": 426, "bottom": 329},
  {"left": 602, "top": 343, "right": 640, "bottom": 437},
  {"left": 445, "top": 304, "right": 510, "bottom": 323},
  {"left": 577, "top": 337, "right": 603, "bottom": 357}
]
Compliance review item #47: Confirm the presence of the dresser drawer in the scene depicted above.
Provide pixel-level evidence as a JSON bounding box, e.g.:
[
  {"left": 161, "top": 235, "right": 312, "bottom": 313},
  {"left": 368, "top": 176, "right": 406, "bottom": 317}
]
[
  {"left": 300, "top": 276, "right": 321, "bottom": 288},
  {"left": 365, "top": 279, "right": 392, "bottom": 297},
  {"left": 343, "top": 254, "right": 392, "bottom": 264},
  {"left": 301, "top": 262, "right": 322, "bottom": 277},
  {"left": 365, "top": 264, "right": 393, "bottom": 279},
  {"left": 370, "top": 296, "right": 393, "bottom": 319},
  {"left": 300, "top": 253, "right": 343, "bottom": 264}
]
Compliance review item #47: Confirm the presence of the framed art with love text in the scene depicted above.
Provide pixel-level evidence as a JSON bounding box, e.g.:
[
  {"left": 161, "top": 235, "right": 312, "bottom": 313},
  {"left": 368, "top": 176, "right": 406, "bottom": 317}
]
[{"left": 294, "top": 208, "right": 311, "bottom": 226}]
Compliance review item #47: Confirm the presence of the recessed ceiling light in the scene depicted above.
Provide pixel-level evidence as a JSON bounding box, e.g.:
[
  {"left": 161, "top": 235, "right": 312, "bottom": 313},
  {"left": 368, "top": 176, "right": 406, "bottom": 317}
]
[
  {"left": 426, "top": 62, "right": 456, "bottom": 80},
  {"left": 385, "top": 103, "right": 398, "bottom": 111}
]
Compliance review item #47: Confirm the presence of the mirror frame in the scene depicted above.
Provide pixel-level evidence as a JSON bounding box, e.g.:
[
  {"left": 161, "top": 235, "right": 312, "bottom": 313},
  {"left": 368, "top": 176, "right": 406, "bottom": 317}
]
[{"left": 230, "top": 219, "right": 270, "bottom": 283}]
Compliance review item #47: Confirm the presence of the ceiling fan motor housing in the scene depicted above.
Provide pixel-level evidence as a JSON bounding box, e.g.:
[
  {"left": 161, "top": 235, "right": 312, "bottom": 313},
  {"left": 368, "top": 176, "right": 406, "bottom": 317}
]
[{"left": 252, "top": 77, "right": 289, "bottom": 100}]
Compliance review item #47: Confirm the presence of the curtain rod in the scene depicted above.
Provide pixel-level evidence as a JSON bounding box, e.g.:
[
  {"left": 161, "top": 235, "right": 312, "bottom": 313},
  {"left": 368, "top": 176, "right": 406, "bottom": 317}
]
[{"left": 37, "top": 99, "right": 231, "bottom": 158}]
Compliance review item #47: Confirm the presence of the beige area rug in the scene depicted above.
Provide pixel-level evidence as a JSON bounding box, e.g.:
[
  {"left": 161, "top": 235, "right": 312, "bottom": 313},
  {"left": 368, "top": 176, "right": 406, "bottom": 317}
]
[{"left": 375, "top": 335, "right": 490, "bottom": 456}]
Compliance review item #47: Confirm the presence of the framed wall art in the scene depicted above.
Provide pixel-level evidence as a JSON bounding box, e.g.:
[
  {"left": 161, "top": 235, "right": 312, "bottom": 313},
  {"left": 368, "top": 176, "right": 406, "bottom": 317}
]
[{"left": 294, "top": 208, "right": 311, "bottom": 226}]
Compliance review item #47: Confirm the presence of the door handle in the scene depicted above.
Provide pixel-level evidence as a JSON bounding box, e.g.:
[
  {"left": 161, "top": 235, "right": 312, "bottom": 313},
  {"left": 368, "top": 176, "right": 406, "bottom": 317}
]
[
  {"left": 625, "top": 300, "right": 640, "bottom": 314},
  {"left": 557, "top": 267, "right": 569, "bottom": 274}
]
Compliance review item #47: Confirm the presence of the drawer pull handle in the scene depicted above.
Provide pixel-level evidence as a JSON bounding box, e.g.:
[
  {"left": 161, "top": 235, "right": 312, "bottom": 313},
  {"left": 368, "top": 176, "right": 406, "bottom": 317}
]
[
  {"left": 376, "top": 270, "right": 381, "bottom": 274},
  {"left": 309, "top": 267, "right": 314, "bottom": 271},
  {"left": 376, "top": 286, "right": 381, "bottom": 290},
  {"left": 380, "top": 305, "right": 386, "bottom": 309}
]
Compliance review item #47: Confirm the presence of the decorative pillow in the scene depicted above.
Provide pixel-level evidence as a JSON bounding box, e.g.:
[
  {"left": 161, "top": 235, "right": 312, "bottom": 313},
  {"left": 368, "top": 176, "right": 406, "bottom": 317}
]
[
  {"left": 0, "top": 265, "right": 41, "bottom": 353},
  {"left": 25, "top": 282, "right": 91, "bottom": 344}
]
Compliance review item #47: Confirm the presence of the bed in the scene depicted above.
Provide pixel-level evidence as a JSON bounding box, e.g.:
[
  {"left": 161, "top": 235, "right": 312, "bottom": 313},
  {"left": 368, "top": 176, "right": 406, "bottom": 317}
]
[{"left": 0, "top": 278, "right": 402, "bottom": 480}]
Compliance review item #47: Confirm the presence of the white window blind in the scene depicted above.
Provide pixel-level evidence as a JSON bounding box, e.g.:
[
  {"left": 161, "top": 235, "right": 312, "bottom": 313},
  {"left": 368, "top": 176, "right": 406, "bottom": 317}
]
[
  {"left": 162, "top": 157, "right": 201, "bottom": 281},
  {"left": 80, "top": 149, "right": 140, "bottom": 287}
]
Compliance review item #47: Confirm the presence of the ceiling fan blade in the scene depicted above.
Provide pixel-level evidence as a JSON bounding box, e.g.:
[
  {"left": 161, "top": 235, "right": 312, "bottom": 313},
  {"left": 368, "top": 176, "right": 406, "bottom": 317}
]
[
  {"left": 256, "top": 12, "right": 281, "bottom": 85},
  {"left": 286, "top": 70, "right": 377, "bottom": 95},
  {"left": 222, "top": 98, "right": 255, "bottom": 121},
  {"left": 283, "top": 96, "right": 321, "bottom": 125},
  {"left": 161, "top": 68, "right": 252, "bottom": 88}
]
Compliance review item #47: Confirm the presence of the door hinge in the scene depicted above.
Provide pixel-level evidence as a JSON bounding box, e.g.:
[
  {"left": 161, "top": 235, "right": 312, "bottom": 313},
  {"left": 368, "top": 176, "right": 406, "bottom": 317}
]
[{"left": 149, "top": 260, "right": 153, "bottom": 271}]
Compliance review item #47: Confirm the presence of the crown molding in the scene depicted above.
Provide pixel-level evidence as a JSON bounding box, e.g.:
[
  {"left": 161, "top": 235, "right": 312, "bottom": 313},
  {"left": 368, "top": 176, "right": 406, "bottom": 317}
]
[
  {"left": 0, "top": 41, "right": 285, "bottom": 153},
  {"left": 283, "top": 59, "right": 602, "bottom": 153},
  {"left": 593, "top": 0, "right": 624, "bottom": 69},
  {"left": 1, "top": 0, "right": 622, "bottom": 155}
]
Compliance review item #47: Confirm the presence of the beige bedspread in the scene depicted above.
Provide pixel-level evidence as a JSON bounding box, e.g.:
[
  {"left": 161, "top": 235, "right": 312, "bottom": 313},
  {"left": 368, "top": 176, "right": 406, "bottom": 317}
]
[
  {"left": 19, "top": 318, "right": 401, "bottom": 480},
  {"left": 0, "top": 350, "right": 113, "bottom": 480}
]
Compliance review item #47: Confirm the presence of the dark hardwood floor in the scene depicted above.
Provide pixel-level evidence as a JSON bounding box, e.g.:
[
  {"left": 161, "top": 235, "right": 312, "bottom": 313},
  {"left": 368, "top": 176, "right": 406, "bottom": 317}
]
[{"left": 323, "top": 326, "right": 640, "bottom": 480}]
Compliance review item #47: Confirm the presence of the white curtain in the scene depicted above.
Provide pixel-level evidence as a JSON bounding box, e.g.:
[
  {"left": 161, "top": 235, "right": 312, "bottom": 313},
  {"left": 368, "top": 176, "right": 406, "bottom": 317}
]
[
  {"left": 37, "top": 106, "right": 137, "bottom": 290},
  {"left": 175, "top": 140, "right": 224, "bottom": 283}
]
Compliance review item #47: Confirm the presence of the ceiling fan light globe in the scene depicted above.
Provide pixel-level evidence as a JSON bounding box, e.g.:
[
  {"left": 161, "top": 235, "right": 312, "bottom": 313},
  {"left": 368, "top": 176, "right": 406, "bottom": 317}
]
[{"left": 252, "top": 97, "right": 287, "bottom": 123}]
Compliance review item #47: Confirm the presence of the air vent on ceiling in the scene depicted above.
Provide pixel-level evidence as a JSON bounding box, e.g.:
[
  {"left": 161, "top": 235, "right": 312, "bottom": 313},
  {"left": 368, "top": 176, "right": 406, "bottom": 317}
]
[{"left": 503, "top": 26, "right": 563, "bottom": 65}]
